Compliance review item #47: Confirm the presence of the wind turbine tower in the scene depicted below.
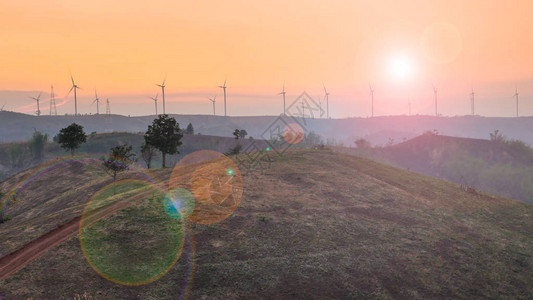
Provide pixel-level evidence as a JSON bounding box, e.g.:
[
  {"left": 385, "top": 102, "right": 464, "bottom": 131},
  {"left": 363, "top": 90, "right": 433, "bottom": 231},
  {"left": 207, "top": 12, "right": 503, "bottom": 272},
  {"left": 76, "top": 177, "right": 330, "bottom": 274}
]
[
  {"left": 514, "top": 88, "right": 519, "bottom": 117},
  {"left": 370, "top": 85, "right": 375, "bottom": 117},
  {"left": 68, "top": 75, "right": 81, "bottom": 115},
  {"left": 149, "top": 93, "right": 158, "bottom": 115},
  {"left": 279, "top": 83, "right": 286, "bottom": 116},
  {"left": 218, "top": 79, "right": 227, "bottom": 117},
  {"left": 470, "top": 88, "right": 475, "bottom": 116},
  {"left": 106, "top": 98, "right": 111, "bottom": 115},
  {"left": 49, "top": 85, "right": 57, "bottom": 116},
  {"left": 30, "top": 92, "right": 42, "bottom": 116},
  {"left": 323, "top": 84, "right": 330, "bottom": 118},
  {"left": 157, "top": 79, "right": 166, "bottom": 114},
  {"left": 433, "top": 85, "right": 438, "bottom": 116},
  {"left": 92, "top": 90, "right": 101, "bottom": 114},
  {"left": 207, "top": 95, "right": 217, "bottom": 116}
]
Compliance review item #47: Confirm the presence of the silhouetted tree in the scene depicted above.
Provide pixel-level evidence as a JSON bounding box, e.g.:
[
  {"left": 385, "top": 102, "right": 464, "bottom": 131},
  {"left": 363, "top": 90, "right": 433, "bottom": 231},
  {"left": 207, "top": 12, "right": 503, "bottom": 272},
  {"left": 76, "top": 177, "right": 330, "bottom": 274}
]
[
  {"left": 57, "top": 123, "right": 87, "bottom": 156},
  {"left": 226, "top": 143, "right": 242, "bottom": 156},
  {"left": 490, "top": 130, "right": 506, "bottom": 143},
  {"left": 233, "top": 129, "right": 240, "bottom": 139},
  {"left": 28, "top": 130, "right": 49, "bottom": 161},
  {"left": 140, "top": 142, "right": 158, "bottom": 169},
  {"left": 144, "top": 114, "right": 183, "bottom": 168},
  {"left": 185, "top": 123, "right": 194, "bottom": 135},
  {"left": 238, "top": 129, "right": 248, "bottom": 139},
  {"left": 102, "top": 143, "right": 136, "bottom": 185}
]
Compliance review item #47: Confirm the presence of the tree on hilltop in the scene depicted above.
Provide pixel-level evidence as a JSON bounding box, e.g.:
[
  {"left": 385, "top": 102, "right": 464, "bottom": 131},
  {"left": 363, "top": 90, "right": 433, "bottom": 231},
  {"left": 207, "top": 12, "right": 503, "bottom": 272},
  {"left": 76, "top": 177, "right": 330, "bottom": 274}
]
[
  {"left": 144, "top": 114, "right": 183, "bottom": 168},
  {"left": 102, "top": 143, "right": 136, "bottom": 186},
  {"left": 57, "top": 123, "right": 87, "bottom": 156}
]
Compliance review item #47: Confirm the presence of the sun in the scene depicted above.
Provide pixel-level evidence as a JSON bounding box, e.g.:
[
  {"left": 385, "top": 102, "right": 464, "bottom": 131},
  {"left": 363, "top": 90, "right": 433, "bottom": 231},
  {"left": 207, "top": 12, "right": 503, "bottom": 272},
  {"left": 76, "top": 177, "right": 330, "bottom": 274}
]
[{"left": 388, "top": 55, "right": 414, "bottom": 81}]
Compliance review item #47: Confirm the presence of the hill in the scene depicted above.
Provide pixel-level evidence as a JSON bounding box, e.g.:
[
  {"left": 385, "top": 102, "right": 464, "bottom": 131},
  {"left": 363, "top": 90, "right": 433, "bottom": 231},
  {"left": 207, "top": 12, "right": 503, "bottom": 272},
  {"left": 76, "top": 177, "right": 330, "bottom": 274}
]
[
  {"left": 0, "top": 132, "right": 268, "bottom": 180},
  {"left": 349, "top": 133, "right": 533, "bottom": 204},
  {"left": 0, "top": 150, "right": 532, "bottom": 299},
  {"left": 2, "top": 111, "right": 533, "bottom": 148}
]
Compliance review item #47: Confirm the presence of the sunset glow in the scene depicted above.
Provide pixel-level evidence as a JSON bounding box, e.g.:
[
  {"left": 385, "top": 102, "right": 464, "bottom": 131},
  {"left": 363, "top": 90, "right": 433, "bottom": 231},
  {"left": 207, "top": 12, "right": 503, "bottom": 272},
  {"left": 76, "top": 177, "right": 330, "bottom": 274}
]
[{"left": 1, "top": 0, "right": 532, "bottom": 117}]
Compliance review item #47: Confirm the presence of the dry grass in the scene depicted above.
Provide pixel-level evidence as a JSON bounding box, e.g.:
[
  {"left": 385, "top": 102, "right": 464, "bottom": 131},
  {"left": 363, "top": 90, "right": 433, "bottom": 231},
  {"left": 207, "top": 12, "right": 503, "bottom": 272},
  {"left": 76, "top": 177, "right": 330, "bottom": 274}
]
[{"left": 1, "top": 149, "right": 532, "bottom": 299}]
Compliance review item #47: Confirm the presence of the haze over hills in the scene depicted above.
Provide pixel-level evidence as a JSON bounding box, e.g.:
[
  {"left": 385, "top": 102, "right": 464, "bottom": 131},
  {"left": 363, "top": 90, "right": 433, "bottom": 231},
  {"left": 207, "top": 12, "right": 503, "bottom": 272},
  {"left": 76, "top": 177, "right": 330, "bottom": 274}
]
[
  {"left": 1, "top": 111, "right": 533, "bottom": 147},
  {"left": 0, "top": 150, "right": 531, "bottom": 299},
  {"left": 340, "top": 133, "right": 533, "bottom": 204}
]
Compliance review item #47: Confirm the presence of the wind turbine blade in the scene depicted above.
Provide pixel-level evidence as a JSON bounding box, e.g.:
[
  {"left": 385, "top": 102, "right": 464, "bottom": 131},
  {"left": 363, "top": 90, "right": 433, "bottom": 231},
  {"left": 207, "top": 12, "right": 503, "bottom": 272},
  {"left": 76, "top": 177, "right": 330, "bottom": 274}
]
[
  {"left": 37, "top": 92, "right": 41, "bottom": 100},
  {"left": 71, "top": 75, "right": 75, "bottom": 85},
  {"left": 67, "top": 86, "right": 74, "bottom": 97}
]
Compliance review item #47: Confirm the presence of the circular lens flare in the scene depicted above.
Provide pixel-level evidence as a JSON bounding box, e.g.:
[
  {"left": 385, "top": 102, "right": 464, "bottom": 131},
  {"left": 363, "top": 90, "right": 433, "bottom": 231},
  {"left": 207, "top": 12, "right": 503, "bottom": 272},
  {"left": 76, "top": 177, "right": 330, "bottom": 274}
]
[
  {"left": 164, "top": 188, "right": 195, "bottom": 220},
  {"left": 79, "top": 179, "right": 185, "bottom": 286},
  {"left": 283, "top": 123, "right": 304, "bottom": 144},
  {"left": 169, "top": 150, "right": 243, "bottom": 224}
]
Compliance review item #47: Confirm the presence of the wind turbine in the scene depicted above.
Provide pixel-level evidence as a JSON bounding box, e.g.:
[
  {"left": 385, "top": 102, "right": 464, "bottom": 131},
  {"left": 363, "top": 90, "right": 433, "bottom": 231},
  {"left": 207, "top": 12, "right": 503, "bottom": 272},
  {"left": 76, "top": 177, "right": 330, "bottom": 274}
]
[
  {"left": 30, "top": 92, "right": 42, "bottom": 116},
  {"left": 514, "top": 87, "right": 519, "bottom": 117},
  {"left": 433, "top": 85, "right": 438, "bottom": 116},
  {"left": 218, "top": 79, "right": 227, "bottom": 117},
  {"left": 369, "top": 85, "right": 375, "bottom": 117},
  {"left": 106, "top": 98, "right": 111, "bottom": 115},
  {"left": 470, "top": 88, "right": 475, "bottom": 116},
  {"left": 67, "top": 75, "right": 81, "bottom": 115},
  {"left": 323, "top": 84, "right": 330, "bottom": 119},
  {"left": 149, "top": 93, "right": 158, "bottom": 116},
  {"left": 318, "top": 96, "right": 322, "bottom": 118},
  {"left": 208, "top": 95, "right": 216, "bottom": 116},
  {"left": 279, "top": 83, "right": 286, "bottom": 116},
  {"left": 156, "top": 79, "right": 166, "bottom": 114},
  {"left": 92, "top": 89, "right": 101, "bottom": 115}
]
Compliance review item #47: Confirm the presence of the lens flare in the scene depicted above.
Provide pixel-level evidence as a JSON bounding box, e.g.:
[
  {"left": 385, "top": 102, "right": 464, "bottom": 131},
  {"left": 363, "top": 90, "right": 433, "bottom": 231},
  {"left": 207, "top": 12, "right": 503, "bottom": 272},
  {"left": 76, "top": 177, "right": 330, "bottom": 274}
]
[
  {"left": 164, "top": 188, "right": 195, "bottom": 220},
  {"left": 283, "top": 123, "right": 304, "bottom": 144},
  {"left": 79, "top": 179, "right": 185, "bottom": 286},
  {"left": 169, "top": 150, "right": 243, "bottom": 224}
]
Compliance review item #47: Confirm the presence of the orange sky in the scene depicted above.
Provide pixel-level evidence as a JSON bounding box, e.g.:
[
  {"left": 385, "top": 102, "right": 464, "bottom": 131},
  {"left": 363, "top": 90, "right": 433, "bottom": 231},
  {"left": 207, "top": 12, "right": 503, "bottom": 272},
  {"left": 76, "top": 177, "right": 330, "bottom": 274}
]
[{"left": 1, "top": 0, "right": 533, "bottom": 117}]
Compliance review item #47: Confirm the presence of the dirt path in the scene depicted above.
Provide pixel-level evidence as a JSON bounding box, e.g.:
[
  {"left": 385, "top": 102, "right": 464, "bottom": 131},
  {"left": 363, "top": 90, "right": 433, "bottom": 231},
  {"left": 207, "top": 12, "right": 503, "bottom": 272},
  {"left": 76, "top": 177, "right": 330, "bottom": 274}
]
[{"left": 0, "top": 190, "right": 150, "bottom": 280}]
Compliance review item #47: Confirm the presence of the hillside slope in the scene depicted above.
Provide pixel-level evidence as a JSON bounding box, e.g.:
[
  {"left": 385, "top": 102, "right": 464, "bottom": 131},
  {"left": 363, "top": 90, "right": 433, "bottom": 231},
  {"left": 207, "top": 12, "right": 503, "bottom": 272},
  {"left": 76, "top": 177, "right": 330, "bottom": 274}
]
[
  {"left": 379, "top": 134, "right": 533, "bottom": 203},
  {"left": 0, "top": 150, "right": 532, "bottom": 299}
]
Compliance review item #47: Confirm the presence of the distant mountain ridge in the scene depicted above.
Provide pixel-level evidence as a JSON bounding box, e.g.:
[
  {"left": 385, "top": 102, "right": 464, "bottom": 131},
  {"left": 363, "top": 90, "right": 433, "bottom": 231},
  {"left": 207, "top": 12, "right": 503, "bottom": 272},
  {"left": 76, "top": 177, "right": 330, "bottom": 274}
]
[{"left": 1, "top": 111, "right": 533, "bottom": 147}]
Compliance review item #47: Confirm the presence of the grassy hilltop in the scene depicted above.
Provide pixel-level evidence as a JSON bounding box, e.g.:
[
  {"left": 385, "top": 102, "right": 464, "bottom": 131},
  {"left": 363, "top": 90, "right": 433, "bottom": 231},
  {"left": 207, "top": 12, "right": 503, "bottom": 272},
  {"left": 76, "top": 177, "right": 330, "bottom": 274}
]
[{"left": 0, "top": 149, "right": 532, "bottom": 299}]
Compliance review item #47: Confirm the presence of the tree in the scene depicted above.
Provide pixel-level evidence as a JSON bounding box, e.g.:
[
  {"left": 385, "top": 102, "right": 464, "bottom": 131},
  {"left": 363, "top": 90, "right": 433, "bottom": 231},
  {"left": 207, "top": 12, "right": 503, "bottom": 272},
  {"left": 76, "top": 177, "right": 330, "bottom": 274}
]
[
  {"left": 144, "top": 114, "right": 183, "bottom": 168},
  {"left": 9, "top": 144, "right": 25, "bottom": 169},
  {"left": 233, "top": 129, "right": 240, "bottom": 139},
  {"left": 490, "top": 129, "right": 506, "bottom": 143},
  {"left": 57, "top": 123, "right": 87, "bottom": 156},
  {"left": 354, "top": 138, "right": 372, "bottom": 149},
  {"left": 238, "top": 129, "right": 248, "bottom": 139},
  {"left": 140, "top": 142, "right": 158, "bottom": 169},
  {"left": 28, "top": 130, "right": 49, "bottom": 161},
  {"left": 185, "top": 123, "right": 194, "bottom": 135},
  {"left": 225, "top": 143, "right": 242, "bottom": 156},
  {"left": 102, "top": 143, "right": 136, "bottom": 185}
]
